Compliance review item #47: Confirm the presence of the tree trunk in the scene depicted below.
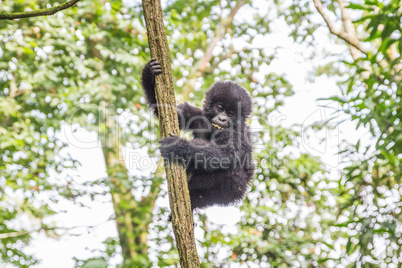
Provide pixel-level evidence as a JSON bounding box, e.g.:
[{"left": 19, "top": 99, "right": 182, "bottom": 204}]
[
  {"left": 141, "top": 0, "right": 201, "bottom": 267},
  {"left": 100, "top": 102, "right": 158, "bottom": 267}
]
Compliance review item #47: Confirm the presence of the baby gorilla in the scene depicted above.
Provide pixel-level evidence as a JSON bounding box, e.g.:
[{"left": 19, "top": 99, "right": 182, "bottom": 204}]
[{"left": 141, "top": 58, "right": 254, "bottom": 210}]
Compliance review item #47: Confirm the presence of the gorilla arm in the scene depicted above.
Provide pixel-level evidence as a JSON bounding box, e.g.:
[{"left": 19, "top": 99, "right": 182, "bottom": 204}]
[{"left": 159, "top": 136, "right": 232, "bottom": 173}]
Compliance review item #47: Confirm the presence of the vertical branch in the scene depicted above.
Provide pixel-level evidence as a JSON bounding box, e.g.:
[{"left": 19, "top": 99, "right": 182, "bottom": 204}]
[
  {"left": 141, "top": 0, "right": 200, "bottom": 267},
  {"left": 100, "top": 101, "right": 139, "bottom": 262}
]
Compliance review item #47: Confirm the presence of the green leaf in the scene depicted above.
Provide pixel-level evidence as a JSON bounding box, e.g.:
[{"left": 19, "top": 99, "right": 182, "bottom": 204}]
[{"left": 81, "top": 258, "right": 108, "bottom": 268}]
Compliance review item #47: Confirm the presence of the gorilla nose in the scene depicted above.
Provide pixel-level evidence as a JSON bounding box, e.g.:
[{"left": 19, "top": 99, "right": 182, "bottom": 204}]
[{"left": 218, "top": 116, "right": 227, "bottom": 123}]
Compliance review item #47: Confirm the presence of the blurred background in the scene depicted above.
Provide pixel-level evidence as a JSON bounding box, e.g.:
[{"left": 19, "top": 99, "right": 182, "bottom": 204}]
[{"left": 0, "top": 0, "right": 401, "bottom": 267}]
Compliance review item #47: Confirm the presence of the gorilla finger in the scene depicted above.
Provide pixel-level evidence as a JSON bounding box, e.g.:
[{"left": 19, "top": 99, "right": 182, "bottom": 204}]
[
  {"left": 169, "top": 132, "right": 176, "bottom": 137},
  {"left": 149, "top": 60, "right": 160, "bottom": 66},
  {"left": 153, "top": 68, "right": 162, "bottom": 74},
  {"left": 150, "top": 65, "right": 161, "bottom": 70}
]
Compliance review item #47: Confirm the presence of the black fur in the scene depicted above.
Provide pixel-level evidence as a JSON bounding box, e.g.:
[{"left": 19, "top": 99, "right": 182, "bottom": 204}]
[{"left": 141, "top": 59, "right": 254, "bottom": 210}]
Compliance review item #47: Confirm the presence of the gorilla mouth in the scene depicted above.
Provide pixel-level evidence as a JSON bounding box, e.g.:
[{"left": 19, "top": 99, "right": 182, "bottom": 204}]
[{"left": 212, "top": 123, "right": 224, "bottom": 130}]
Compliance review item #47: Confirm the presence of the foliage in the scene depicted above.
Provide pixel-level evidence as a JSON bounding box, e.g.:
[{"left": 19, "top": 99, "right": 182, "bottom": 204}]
[
  {"left": 0, "top": 0, "right": 297, "bottom": 266},
  {"left": 0, "top": 0, "right": 401, "bottom": 267},
  {"left": 332, "top": 2, "right": 402, "bottom": 264},
  {"left": 278, "top": 0, "right": 402, "bottom": 265},
  {"left": 0, "top": 0, "right": 151, "bottom": 265}
]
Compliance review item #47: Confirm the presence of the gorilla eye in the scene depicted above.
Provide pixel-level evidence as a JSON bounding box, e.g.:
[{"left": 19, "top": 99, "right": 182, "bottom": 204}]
[
  {"left": 227, "top": 110, "right": 235, "bottom": 117},
  {"left": 216, "top": 103, "right": 224, "bottom": 112}
]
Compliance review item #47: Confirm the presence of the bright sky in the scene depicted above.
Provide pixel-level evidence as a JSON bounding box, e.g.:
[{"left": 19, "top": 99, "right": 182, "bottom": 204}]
[{"left": 23, "top": 5, "right": 371, "bottom": 268}]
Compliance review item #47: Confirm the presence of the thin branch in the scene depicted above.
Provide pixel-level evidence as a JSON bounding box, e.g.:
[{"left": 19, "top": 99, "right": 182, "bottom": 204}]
[
  {"left": 313, "top": 0, "right": 369, "bottom": 56},
  {"left": 0, "top": 0, "right": 81, "bottom": 20},
  {"left": 0, "top": 230, "right": 30, "bottom": 239}
]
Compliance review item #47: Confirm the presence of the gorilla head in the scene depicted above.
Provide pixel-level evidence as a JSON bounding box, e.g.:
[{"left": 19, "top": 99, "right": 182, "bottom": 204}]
[{"left": 203, "top": 81, "right": 252, "bottom": 131}]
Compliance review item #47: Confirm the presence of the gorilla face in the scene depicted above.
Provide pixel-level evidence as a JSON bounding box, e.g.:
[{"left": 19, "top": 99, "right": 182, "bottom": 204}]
[
  {"left": 204, "top": 81, "right": 251, "bottom": 130},
  {"left": 210, "top": 102, "right": 235, "bottom": 129}
]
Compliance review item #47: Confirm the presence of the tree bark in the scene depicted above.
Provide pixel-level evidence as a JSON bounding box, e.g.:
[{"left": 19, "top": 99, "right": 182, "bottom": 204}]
[{"left": 141, "top": 0, "right": 200, "bottom": 267}]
